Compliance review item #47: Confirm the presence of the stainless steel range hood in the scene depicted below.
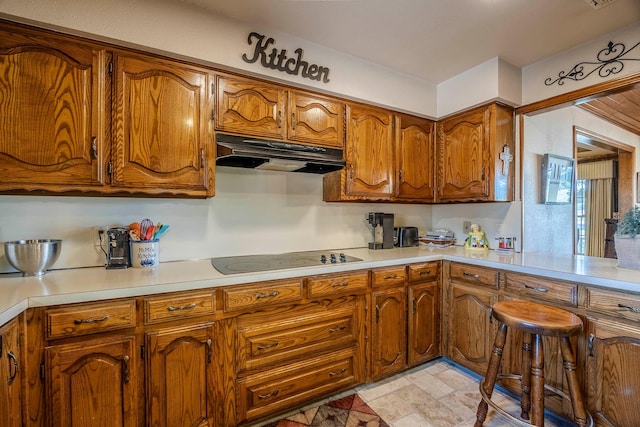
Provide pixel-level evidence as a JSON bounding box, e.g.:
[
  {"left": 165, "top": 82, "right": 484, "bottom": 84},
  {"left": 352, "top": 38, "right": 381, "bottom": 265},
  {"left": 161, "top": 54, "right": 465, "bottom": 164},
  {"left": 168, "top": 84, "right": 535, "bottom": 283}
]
[{"left": 215, "top": 133, "right": 345, "bottom": 174}]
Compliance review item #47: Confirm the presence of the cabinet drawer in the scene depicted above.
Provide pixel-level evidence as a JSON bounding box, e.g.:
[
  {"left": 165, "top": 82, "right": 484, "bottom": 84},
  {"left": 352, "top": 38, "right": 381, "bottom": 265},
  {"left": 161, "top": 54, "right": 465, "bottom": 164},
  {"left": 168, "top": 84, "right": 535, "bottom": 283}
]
[
  {"left": 143, "top": 290, "right": 215, "bottom": 324},
  {"left": 45, "top": 300, "right": 136, "bottom": 339},
  {"left": 307, "top": 271, "right": 368, "bottom": 297},
  {"left": 223, "top": 279, "right": 303, "bottom": 312},
  {"left": 237, "top": 348, "right": 357, "bottom": 423},
  {"left": 449, "top": 262, "right": 496, "bottom": 288},
  {"left": 236, "top": 306, "right": 358, "bottom": 372},
  {"left": 503, "top": 272, "right": 577, "bottom": 306},
  {"left": 585, "top": 287, "right": 640, "bottom": 323},
  {"left": 371, "top": 266, "right": 407, "bottom": 288},
  {"left": 408, "top": 262, "right": 439, "bottom": 282}
]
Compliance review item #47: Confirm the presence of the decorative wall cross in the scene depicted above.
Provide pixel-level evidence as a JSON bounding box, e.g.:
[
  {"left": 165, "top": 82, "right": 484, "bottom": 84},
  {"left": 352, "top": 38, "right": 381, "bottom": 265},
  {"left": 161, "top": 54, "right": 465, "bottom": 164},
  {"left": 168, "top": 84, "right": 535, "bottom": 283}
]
[{"left": 499, "top": 145, "right": 513, "bottom": 176}]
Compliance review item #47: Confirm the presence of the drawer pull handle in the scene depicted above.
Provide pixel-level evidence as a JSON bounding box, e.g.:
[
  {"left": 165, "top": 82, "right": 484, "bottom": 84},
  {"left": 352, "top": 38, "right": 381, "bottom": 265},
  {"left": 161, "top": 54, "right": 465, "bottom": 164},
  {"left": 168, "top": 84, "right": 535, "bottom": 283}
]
[
  {"left": 256, "top": 291, "right": 279, "bottom": 299},
  {"left": 74, "top": 315, "right": 110, "bottom": 325},
  {"left": 7, "top": 351, "right": 18, "bottom": 385},
  {"left": 258, "top": 389, "right": 279, "bottom": 399},
  {"left": 524, "top": 285, "right": 549, "bottom": 293},
  {"left": 384, "top": 274, "right": 398, "bottom": 279},
  {"left": 257, "top": 342, "right": 279, "bottom": 350},
  {"left": 329, "top": 368, "right": 346, "bottom": 377},
  {"left": 122, "top": 355, "right": 130, "bottom": 384},
  {"left": 618, "top": 303, "right": 640, "bottom": 313},
  {"left": 462, "top": 272, "right": 480, "bottom": 279},
  {"left": 331, "top": 281, "right": 349, "bottom": 287},
  {"left": 419, "top": 270, "right": 433, "bottom": 275},
  {"left": 167, "top": 303, "right": 197, "bottom": 312},
  {"left": 329, "top": 325, "right": 347, "bottom": 333}
]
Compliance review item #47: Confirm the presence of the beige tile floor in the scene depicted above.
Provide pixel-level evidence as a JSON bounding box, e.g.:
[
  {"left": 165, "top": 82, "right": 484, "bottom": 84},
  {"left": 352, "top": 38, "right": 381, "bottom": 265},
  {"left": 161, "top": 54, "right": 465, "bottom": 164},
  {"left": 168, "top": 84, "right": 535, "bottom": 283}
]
[{"left": 254, "top": 358, "right": 575, "bottom": 426}]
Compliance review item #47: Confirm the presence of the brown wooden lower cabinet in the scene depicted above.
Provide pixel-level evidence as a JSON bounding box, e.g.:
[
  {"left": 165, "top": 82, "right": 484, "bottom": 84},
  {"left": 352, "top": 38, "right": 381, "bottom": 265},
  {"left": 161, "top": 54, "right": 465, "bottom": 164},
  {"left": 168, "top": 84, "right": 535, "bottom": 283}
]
[
  {"left": 237, "top": 348, "right": 357, "bottom": 423},
  {"left": 45, "top": 335, "right": 139, "bottom": 426},
  {"left": 145, "top": 323, "right": 216, "bottom": 427},
  {"left": 0, "top": 316, "right": 22, "bottom": 427},
  {"left": 447, "top": 282, "right": 497, "bottom": 373},
  {"left": 370, "top": 286, "right": 407, "bottom": 380},
  {"left": 408, "top": 280, "right": 440, "bottom": 366}
]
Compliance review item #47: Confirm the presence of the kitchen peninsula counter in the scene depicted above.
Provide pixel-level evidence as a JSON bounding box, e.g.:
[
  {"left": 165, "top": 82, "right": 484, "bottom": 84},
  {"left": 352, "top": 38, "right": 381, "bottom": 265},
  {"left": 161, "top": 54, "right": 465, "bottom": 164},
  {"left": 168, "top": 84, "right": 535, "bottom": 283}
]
[{"left": 1, "top": 245, "right": 639, "bottom": 325}]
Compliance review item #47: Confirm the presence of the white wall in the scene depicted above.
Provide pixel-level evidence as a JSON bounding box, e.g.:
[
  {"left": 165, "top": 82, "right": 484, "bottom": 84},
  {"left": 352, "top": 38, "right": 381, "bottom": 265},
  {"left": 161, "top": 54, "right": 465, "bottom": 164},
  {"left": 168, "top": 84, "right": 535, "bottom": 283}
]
[
  {"left": 437, "top": 57, "right": 522, "bottom": 117},
  {"left": 1, "top": 0, "right": 639, "bottom": 273},
  {"left": 522, "top": 22, "right": 640, "bottom": 105},
  {"left": 0, "top": 169, "right": 432, "bottom": 272},
  {"left": 0, "top": 0, "right": 438, "bottom": 117},
  {"left": 521, "top": 107, "right": 640, "bottom": 255}
]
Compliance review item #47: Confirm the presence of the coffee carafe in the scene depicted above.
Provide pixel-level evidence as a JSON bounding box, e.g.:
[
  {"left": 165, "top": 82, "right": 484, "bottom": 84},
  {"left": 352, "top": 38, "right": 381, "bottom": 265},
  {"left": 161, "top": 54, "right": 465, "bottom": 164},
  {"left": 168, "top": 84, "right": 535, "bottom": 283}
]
[{"left": 367, "top": 212, "right": 394, "bottom": 249}]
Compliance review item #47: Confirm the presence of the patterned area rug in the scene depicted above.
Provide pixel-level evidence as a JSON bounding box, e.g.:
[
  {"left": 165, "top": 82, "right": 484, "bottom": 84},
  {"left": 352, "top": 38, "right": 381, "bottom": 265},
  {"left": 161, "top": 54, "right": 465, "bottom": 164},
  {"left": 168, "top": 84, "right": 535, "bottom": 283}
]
[{"left": 263, "top": 393, "right": 389, "bottom": 427}]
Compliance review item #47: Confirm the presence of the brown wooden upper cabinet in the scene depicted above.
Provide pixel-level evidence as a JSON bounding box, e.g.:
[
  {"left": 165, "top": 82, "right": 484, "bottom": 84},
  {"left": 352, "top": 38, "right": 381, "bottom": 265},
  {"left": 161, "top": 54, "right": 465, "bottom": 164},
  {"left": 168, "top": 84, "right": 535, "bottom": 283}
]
[
  {"left": 395, "top": 114, "right": 436, "bottom": 202},
  {"left": 324, "top": 106, "right": 435, "bottom": 202},
  {"left": 0, "top": 21, "right": 110, "bottom": 192},
  {"left": 436, "top": 102, "right": 514, "bottom": 202},
  {"left": 215, "top": 74, "right": 344, "bottom": 148},
  {"left": 323, "top": 103, "right": 395, "bottom": 201},
  {"left": 112, "top": 53, "right": 215, "bottom": 197}
]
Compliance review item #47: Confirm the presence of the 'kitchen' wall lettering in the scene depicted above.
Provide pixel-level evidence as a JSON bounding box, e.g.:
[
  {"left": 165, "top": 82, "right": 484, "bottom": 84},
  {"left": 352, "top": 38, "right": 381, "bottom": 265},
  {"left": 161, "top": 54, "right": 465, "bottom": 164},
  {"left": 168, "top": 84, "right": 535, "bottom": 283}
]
[{"left": 242, "top": 32, "right": 330, "bottom": 83}]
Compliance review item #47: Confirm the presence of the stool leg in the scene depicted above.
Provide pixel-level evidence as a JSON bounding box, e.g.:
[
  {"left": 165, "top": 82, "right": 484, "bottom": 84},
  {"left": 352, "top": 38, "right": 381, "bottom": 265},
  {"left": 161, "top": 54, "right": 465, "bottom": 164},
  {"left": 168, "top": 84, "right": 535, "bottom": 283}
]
[
  {"left": 559, "top": 337, "right": 588, "bottom": 427},
  {"left": 475, "top": 322, "right": 508, "bottom": 427},
  {"left": 520, "top": 332, "right": 532, "bottom": 420},
  {"left": 530, "top": 334, "right": 545, "bottom": 426}
]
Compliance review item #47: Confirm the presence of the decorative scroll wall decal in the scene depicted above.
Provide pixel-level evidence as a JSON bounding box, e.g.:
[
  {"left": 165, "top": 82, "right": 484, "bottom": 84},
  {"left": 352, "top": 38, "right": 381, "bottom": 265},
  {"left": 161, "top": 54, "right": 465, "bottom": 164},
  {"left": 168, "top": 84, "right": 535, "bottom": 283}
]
[{"left": 544, "top": 40, "right": 640, "bottom": 86}]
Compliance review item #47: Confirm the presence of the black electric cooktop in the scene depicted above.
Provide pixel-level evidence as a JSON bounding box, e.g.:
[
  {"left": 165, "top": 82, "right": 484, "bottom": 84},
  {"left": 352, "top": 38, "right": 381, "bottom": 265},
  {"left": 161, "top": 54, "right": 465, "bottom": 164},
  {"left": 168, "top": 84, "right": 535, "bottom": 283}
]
[{"left": 211, "top": 250, "right": 362, "bottom": 275}]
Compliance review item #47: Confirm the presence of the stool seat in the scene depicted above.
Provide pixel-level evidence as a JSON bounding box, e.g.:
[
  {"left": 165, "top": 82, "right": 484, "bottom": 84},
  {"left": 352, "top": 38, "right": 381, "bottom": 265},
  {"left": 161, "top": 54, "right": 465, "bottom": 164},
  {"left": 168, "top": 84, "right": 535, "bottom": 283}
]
[{"left": 492, "top": 301, "right": 583, "bottom": 337}]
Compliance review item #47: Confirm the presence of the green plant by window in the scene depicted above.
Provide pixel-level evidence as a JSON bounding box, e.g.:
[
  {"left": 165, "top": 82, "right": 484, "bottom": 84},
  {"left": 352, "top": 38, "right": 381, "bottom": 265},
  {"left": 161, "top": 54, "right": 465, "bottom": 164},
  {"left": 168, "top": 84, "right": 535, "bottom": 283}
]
[{"left": 616, "top": 206, "right": 640, "bottom": 237}]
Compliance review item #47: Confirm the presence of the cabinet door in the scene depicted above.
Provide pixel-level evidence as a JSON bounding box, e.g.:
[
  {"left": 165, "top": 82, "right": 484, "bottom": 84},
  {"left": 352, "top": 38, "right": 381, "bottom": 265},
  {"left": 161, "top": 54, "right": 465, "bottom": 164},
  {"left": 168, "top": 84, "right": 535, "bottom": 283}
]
[
  {"left": 0, "top": 318, "right": 21, "bottom": 427},
  {"left": 448, "top": 283, "right": 497, "bottom": 373},
  {"left": 216, "top": 75, "right": 286, "bottom": 140},
  {"left": 371, "top": 287, "right": 407, "bottom": 380},
  {"left": 586, "top": 317, "right": 640, "bottom": 427},
  {"left": 112, "top": 53, "right": 215, "bottom": 196},
  {"left": 146, "top": 323, "right": 216, "bottom": 427},
  {"left": 408, "top": 281, "right": 439, "bottom": 366},
  {"left": 437, "top": 106, "right": 490, "bottom": 202},
  {"left": 45, "top": 335, "right": 138, "bottom": 427},
  {"left": 395, "top": 114, "right": 435, "bottom": 201},
  {"left": 344, "top": 104, "right": 394, "bottom": 199},
  {"left": 287, "top": 91, "right": 344, "bottom": 148},
  {"left": 0, "top": 24, "right": 108, "bottom": 190}
]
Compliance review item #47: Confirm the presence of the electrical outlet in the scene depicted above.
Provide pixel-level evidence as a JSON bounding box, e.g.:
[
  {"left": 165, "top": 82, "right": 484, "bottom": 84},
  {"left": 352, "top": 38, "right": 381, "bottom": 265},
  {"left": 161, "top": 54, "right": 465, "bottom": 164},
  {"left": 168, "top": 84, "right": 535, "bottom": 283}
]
[
  {"left": 463, "top": 221, "right": 471, "bottom": 234},
  {"left": 93, "top": 226, "right": 109, "bottom": 248}
]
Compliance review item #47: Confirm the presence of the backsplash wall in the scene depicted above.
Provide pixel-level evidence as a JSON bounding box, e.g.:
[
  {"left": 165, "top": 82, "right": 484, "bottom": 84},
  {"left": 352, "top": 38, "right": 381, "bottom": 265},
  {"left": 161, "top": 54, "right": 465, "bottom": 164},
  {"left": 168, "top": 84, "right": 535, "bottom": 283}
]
[{"left": 0, "top": 168, "right": 520, "bottom": 274}]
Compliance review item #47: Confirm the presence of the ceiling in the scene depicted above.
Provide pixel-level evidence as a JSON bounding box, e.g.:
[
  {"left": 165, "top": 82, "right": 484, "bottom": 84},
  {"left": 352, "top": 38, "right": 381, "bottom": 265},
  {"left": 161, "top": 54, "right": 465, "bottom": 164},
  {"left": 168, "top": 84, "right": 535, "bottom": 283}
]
[
  {"left": 578, "top": 88, "right": 640, "bottom": 136},
  {"left": 176, "top": 0, "right": 640, "bottom": 84}
]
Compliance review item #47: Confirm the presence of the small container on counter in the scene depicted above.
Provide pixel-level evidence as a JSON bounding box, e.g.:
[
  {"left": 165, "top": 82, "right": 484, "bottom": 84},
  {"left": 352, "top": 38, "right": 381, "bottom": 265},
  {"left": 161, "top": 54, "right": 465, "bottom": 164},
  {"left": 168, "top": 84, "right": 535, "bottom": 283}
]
[
  {"left": 495, "top": 236, "right": 516, "bottom": 253},
  {"left": 130, "top": 239, "right": 159, "bottom": 268}
]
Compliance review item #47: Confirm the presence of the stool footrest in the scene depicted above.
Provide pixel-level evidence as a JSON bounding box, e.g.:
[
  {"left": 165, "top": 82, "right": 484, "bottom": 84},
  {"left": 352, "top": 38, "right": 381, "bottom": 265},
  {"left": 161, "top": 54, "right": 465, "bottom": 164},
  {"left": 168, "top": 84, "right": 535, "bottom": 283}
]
[{"left": 479, "top": 374, "right": 594, "bottom": 427}]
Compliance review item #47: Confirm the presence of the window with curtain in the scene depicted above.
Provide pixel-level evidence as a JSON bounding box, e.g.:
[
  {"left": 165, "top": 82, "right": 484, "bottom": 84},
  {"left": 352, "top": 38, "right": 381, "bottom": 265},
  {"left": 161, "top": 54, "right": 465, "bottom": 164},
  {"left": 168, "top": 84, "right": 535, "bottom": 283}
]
[{"left": 576, "top": 160, "right": 617, "bottom": 257}]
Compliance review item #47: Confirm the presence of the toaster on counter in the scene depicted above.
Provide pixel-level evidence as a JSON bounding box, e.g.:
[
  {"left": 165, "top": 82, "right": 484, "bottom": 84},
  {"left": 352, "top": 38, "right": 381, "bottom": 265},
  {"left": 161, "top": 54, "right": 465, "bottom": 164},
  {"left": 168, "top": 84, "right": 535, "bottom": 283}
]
[{"left": 394, "top": 227, "right": 419, "bottom": 247}]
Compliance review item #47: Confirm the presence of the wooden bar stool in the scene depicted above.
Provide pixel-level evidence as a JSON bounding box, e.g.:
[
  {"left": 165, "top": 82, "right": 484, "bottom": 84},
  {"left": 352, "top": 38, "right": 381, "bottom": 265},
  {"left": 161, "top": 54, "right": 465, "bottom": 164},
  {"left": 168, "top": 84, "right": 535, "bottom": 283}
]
[{"left": 474, "top": 300, "right": 591, "bottom": 427}]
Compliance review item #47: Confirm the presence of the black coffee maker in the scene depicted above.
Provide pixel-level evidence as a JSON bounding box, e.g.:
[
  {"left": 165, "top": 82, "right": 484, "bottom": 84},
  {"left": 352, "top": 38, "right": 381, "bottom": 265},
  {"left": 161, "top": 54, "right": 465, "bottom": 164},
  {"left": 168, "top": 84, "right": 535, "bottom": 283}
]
[
  {"left": 367, "top": 212, "right": 394, "bottom": 250},
  {"left": 106, "top": 227, "right": 130, "bottom": 269}
]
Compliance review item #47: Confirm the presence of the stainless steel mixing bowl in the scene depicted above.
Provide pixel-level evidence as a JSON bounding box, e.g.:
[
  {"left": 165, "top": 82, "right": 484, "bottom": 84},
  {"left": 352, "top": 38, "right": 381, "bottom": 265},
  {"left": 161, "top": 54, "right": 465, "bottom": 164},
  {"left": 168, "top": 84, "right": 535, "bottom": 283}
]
[{"left": 3, "top": 239, "right": 62, "bottom": 276}]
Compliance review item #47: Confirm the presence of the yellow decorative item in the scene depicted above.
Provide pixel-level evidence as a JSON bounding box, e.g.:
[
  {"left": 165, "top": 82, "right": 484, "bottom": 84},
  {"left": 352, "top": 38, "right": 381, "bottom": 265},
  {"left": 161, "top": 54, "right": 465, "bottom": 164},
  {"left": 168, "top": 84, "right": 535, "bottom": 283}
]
[{"left": 465, "top": 223, "right": 489, "bottom": 251}]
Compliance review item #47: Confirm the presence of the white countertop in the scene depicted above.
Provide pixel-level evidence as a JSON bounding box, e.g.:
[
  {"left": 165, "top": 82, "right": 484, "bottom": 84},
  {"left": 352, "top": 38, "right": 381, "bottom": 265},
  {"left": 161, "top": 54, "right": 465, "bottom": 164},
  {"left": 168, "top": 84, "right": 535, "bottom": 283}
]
[{"left": 1, "top": 246, "right": 639, "bottom": 326}]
